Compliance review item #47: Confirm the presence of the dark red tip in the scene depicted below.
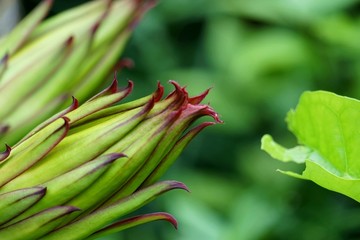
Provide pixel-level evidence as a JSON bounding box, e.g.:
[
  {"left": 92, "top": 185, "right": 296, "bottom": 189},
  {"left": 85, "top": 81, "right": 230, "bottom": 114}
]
[
  {"left": 0, "top": 144, "right": 11, "bottom": 162},
  {"left": 203, "top": 106, "right": 223, "bottom": 123},
  {"left": 1, "top": 53, "right": 9, "bottom": 64},
  {"left": 45, "top": 0, "right": 53, "bottom": 6},
  {"left": 115, "top": 58, "right": 134, "bottom": 71},
  {"left": 129, "top": 0, "right": 157, "bottom": 29},
  {"left": 153, "top": 81, "right": 164, "bottom": 102},
  {"left": 86, "top": 75, "right": 119, "bottom": 102},
  {"left": 166, "top": 81, "right": 188, "bottom": 102},
  {"left": 0, "top": 124, "right": 9, "bottom": 135},
  {"left": 167, "top": 180, "right": 190, "bottom": 193},
  {"left": 193, "top": 105, "right": 223, "bottom": 124},
  {"left": 90, "top": 0, "right": 112, "bottom": 36},
  {"left": 122, "top": 80, "right": 134, "bottom": 95},
  {"left": 70, "top": 96, "right": 79, "bottom": 111},
  {"left": 65, "top": 36, "right": 74, "bottom": 47},
  {"left": 91, "top": 21, "right": 101, "bottom": 35},
  {"left": 188, "top": 88, "right": 211, "bottom": 105},
  {"left": 107, "top": 153, "right": 128, "bottom": 163},
  {"left": 110, "top": 73, "right": 119, "bottom": 93}
]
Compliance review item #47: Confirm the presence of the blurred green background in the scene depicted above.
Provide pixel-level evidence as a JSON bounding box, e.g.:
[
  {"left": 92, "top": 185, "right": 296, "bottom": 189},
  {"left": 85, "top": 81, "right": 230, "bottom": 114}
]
[{"left": 17, "top": 0, "right": 360, "bottom": 239}]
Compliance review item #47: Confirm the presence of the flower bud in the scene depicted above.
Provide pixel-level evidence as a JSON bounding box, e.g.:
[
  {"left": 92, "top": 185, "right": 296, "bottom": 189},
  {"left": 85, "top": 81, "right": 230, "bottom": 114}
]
[{"left": 0, "top": 79, "right": 221, "bottom": 239}]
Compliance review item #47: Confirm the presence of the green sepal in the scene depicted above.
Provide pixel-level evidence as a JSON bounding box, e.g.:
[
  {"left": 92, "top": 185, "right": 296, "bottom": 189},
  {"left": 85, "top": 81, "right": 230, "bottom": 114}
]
[
  {"left": 113, "top": 104, "right": 220, "bottom": 200},
  {"left": 67, "top": 104, "right": 171, "bottom": 214},
  {"left": 8, "top": 97, "right": 152, "bottom": 189},
  {"left": 42, "top": 181, "right": 188, "bottom": 240},
  {"left": 0, "top": 118, "right": 69, "bottom": 191},
  {"left": 0, "top": 37, "right": 73, "bottom": 122},
  {"left": 29, "top": 0, "right": 107, "bottom": 40},
  {"left": 9, "top": 26, "right": 94, "bottom": 126},
  {"left": 0, "top": 206, "right": 80, "bottom": 240},
  {"left": 0, "top": 0, "right": 52, "bottom": 57},
  {"left": 73, "top": 81, "right": 163, "bottom": 126},
  {"left": 0, "top": 187, "right": 46, "bottom": 226},
  {"left": 65, "top": 80, "right": 133, "bottom": 124},
  {"left": 87, "top": 212, "right": 178, "bottom": 240},
  {"left": 10, "top": 153, "right": 125, "bottom": 223},
  {"left": 17, "top": 97, "right": 79, "bottom": 145}
]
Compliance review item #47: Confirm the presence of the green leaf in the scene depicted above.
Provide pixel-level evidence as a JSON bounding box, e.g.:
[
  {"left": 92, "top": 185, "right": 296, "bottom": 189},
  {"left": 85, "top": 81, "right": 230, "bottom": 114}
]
[{"left": 261, "top": 91, "right": 360, "bottom": 202}]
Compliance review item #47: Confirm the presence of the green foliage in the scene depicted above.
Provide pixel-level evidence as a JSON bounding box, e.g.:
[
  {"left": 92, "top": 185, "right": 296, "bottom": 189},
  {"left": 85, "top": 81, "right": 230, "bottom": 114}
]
[
  {"left": 123, "top": 0, "right": 360, "bottom": 239},
  {"left": 262, "top": 91, "right": 360, "bottom": 202}
]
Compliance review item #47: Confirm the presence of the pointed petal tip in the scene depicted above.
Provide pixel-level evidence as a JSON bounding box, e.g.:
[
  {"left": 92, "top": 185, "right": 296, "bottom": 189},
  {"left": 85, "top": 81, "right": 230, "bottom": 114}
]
[
  {"left": 153, "top": 81, "right": 164, "bottom": 101},
  {"left": 146, "top": 96, "right": 156, "bottom": 112},
  {"left": 110, "top": 79, "right": 134, "bottom": 99},
  {"left": 70, "top": 96, "right": 79, "bottom": 110},
  {"left": 206, "top": 107, "right": 223, "bottom": 124},
  {"left": 133, "top": 212, "right": 178, "bottom": 229},
  {"left": 189, "top": 88, "right": 211, "bottom": 104},
  {"left": 21, "top": 186, "right": 47, "bottom": 198},
  {"left": 110, "top": 73, "right": 119, "bottom": 93},
  {"left": 63, "top": 206, "right": 81, "bottom": 215},
  {"left": 1, "top": 53, "right": 9, "bottom": 63},
  {"left": 0, "top": 124, "right": 9, "bottom": 134},
  {"left": 129, "top": 0, "right": 157, "bottom": 29},
  {"left": 162, "top": 212, "right": 178, "bottom": 229},
  {"left": 65, "top": 36, "right": 74, "bottom": 46},
  {"left": 91, "top": 21, "right": 101, "bottom": 35},
  {"left": 45, "top": 0, "right": 53, "bottom": 7},
  {"left": 63, "top": 205, "right": 81, "bottom": 213},
  {"left": 34, "top": 186, "right": 47, "bottom": 195},
  {"left": 107, "top": 153, "right": 128, "bottom": 162},
  {"left": 159, "top": 212, "right": 178, "bottom": 230},
  {"left": 116, "top": 58, "right": 134, "bottom": 70},
  {"left": 136, "top": 0, "right": 157, "bottom": 6},
  {"left": 168, "top": 80, "right": 182, "bottom": 91},
  {"left": 90, "top": 0, "right": 113, "bottom": 35},
  {"left": 123, "top": 80, "right": 134, "bottom": 95},
  {"left": 166, "top": 80, "right": 188, "bottom": 102},
  {"left": 0, "top": 143, "right": 12, "bottom": 161},
  {"left": 196, "top": 105, "right": 223, "bottom": 124},
  {"left": 86, "top": 77, "right": 133, "bottom": 103},
  {"left": 167, "top": 180, "right": 190, "bottom": 193},
  {"left": 5, "top": 144, "right": 11, "bottom": 152}
]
